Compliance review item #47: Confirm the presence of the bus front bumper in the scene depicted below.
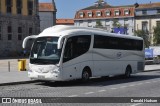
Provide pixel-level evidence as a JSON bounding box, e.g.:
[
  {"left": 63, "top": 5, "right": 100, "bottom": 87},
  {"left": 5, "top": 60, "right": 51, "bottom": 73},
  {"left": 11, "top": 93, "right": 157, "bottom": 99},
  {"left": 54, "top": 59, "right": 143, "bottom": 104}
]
[{"left": 28, "top": 71, "right": 63, "bottom": 81}]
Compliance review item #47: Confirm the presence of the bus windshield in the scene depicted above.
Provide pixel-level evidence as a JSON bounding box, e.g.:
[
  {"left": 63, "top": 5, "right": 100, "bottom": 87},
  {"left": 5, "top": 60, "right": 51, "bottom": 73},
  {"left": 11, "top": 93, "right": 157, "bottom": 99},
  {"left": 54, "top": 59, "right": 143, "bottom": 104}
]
[{"left": 30, "top": 37, "right": 61, "bottom": 64}]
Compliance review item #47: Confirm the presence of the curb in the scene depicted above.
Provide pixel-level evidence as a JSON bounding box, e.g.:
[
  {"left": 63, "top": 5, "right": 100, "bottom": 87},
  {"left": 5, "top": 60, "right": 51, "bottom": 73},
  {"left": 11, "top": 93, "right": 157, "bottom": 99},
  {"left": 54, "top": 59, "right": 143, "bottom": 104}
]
[
  {"left": 143, "top": 69, "right": 160, "bottom": 72},
  {"left": 0, "top": 80, "right": 38, "bottom": 86}
]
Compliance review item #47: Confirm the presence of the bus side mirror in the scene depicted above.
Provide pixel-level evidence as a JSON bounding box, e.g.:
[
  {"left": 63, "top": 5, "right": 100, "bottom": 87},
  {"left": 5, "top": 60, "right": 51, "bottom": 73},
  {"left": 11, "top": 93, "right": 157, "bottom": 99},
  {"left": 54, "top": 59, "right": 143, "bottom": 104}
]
[{"left": 22, "top": 35, "right": 37, "bottom": 49}]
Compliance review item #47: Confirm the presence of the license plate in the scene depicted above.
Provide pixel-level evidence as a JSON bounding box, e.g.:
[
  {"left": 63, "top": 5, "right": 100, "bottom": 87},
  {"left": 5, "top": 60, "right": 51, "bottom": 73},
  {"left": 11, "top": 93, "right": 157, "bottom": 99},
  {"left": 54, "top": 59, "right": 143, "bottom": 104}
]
[{"left": 38, "top": 75, "right": 45, "bottom": 79}]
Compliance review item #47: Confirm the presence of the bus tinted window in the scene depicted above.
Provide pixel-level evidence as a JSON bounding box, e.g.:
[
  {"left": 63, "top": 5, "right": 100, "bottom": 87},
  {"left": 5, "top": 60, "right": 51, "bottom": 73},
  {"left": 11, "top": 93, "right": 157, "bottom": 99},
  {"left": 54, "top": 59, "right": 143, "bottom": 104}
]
[
  {"left": 63, "top": 35, "right": 91, "bottom": 63},
  {"left": 94, "top": 35, "right": 143, "bottom": 51}
]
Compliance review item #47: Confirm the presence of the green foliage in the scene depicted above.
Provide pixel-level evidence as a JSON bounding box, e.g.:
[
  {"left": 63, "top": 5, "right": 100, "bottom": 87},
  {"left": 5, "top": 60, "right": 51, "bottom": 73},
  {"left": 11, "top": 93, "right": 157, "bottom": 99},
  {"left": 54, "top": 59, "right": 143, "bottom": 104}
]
[
  {"left": 96, "top": 20, "right": 102, "bottom": 27},
  {"left": 153, "top": 25, "right": 160, "bottom": 45},
  {"left": 112, "top": 19, "right": 121, "bottom": 28},
  {"left": 135, "top": 30, "right": 150, "bottom": 48}
]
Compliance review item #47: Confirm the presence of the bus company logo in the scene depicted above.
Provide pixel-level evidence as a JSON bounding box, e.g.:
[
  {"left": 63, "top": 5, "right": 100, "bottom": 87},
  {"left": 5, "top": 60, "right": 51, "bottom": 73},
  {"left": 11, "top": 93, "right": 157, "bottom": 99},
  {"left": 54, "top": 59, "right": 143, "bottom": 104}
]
[
  {"left": 117, "top": 52, "right": 122, "bottom": 59},
  {"left": 2, "top": 98, "right": 11, "bottom": 103}
]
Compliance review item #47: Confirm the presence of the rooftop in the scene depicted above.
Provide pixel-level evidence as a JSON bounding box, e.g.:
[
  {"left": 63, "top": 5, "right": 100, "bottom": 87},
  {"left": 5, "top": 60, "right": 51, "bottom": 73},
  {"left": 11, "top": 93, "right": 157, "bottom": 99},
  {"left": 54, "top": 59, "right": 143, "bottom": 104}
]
[
  {"left": 56, "top": 19, "right": 74, "bottom": 25},
  {"left": 81, "top": 2, "right": 160, "bottom": 10},
  {"left": 136, "top": 2, "right": 160, "bottom": 9},
  {"left": 39, "top": 3, "right": 56, "bottom": 12}
]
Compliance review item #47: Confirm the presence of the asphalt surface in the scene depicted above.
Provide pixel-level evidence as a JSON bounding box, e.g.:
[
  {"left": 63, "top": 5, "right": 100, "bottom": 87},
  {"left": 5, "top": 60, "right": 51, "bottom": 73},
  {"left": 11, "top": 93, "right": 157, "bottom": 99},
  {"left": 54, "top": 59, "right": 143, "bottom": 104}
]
[{"left": 0, "top": 70, "right": 160, "bottom": 106}]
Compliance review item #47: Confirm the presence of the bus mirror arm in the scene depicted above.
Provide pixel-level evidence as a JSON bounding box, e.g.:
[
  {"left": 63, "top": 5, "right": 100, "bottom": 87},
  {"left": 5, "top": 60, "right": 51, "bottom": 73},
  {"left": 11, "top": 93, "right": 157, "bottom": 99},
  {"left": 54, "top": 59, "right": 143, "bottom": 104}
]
[
  {"left": 22, "top": 35, "right": 37, "bottom": 49},
  {"left": 57, "top": 36, "right": 64, "bottom": 49}
]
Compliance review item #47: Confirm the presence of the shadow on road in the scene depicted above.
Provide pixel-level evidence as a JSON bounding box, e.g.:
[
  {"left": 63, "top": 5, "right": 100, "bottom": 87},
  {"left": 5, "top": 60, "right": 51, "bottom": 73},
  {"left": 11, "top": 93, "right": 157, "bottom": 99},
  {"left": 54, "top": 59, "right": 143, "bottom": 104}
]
[{"left": 36, "top": 73, "right": 160, "bottom": 87}]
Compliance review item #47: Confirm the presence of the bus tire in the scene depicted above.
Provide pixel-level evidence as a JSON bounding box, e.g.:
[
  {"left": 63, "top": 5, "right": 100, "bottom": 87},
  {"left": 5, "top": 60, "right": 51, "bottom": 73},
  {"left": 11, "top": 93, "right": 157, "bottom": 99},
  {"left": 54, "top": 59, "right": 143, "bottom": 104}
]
[
  {"left": 124, "top": 66, "right": 132, "bottom": 78},
  {"left": 82, "top": 68, "right": 91, "bottom": 82}
]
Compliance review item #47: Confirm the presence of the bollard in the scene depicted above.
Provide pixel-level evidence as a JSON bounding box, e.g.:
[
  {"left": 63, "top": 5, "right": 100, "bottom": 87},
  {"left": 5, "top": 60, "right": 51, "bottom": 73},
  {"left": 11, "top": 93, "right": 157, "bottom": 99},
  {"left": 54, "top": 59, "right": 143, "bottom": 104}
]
[{"left": 8, "top": 61, "right": 10, "bottom": 72}]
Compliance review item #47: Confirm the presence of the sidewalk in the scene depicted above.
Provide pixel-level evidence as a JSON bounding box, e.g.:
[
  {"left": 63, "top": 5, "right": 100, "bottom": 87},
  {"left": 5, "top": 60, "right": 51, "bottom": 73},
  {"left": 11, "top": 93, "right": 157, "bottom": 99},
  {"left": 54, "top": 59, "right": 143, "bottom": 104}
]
[
  {"left": 0, "top": 59, "right": 34, "bottom": 86},
  {"left": 144, "top": 64, "right": 160, "bottom": 71},
  {"left": 0, "top": 58, "right": 160, "bottom": 85}
]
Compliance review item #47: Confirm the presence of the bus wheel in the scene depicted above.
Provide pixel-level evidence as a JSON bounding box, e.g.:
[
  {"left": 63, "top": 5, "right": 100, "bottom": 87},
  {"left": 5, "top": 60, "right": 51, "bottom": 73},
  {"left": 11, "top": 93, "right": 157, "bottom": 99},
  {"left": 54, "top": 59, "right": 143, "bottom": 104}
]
[
  {"left": 82, "top": 69, "right": 90, "bottom": 82},
  {"left": 124, "top": 66, "right": 132, "bottom": 78}
]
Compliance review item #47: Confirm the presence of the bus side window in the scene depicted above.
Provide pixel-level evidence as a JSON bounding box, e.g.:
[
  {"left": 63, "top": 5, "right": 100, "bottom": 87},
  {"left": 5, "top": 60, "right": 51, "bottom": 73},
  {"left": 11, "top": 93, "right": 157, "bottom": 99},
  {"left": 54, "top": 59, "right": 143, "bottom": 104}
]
[
  {"left": 63, "top": 35, "right": 91, "bottom": 63},
  {"left": 63, "top": 38, "right": 73, "bottom": 62}
]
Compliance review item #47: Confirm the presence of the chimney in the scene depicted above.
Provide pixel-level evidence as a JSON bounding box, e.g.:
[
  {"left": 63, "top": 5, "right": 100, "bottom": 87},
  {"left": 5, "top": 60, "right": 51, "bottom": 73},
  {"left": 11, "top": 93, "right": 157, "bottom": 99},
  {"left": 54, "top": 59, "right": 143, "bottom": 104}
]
[
  {"left": 94, "top": 0, "right": 106, "bottom": 7},
  {"left": 134, "top": 2, "right": 139, "bottom": 8}
]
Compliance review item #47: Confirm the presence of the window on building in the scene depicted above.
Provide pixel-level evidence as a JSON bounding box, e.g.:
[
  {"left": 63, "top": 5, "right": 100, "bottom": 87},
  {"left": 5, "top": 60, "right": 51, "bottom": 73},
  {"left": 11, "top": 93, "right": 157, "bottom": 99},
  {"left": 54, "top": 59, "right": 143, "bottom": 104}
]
[
  {"left": 17, "top": 0, "right": 22, "bottom": 14},
  {"left": 8, "top": 34, "right": 12, "bottom": 40},
  {"left": 88, "top": 12, "right": 92, "bottom": 17},
  {"left": 142, "top": 10, "right": 147, "bottom": 15},
  {"left": 79, "top": 12, "right": 84, "bottom": 18},
  {"left": 6, "top": 0, "right": 12, "bottom": 13},
  {"left": 29, "top": 27, "right": 33, "bottom": 35},
  {"left": 157, "top": 9, "right": 160, "bottom": 14},
  {"left": 124, "top": 18, "right": 128, "bottom": 25},
  {"left": 88, "top": 20, "right": 92, "bottom": 27},
  {"left": 79, "top": 20, "right": 83, "bottom": 26},
  {"left": 105, "top": 20, "right": 110, "bottom": 31},
  {"left": 115, "top": 10, "right": 120, "bottom": 16},
  {"left": 105, "top": 25, "right": 110, "bottom": 32},
  {"left": 142, "top": 21, "right": 148, "bottom": 31},
  {"left": 28, "top": 0, "right": 33, "bottom": 15},
  {"left": 124, "top": 9, "right": 130, "bottom": 15},
  {"left": 156, "top": 21, "right": 160, "bottom": 26},
  {"left": 0, "top": 26, "right": 1, "bottom": 40},
  {"left": 106, "top": 10, "right": 110, "bottom": 16},
  {"left": 18, "top": 27, "right": 22, "bottom": 40},
  {"left": 8, "top": 26, "right": 12, "bottom": 40},
  {"left": 18, "top": 27, "right": 22, "bottom": 33},
  {"left": 18, "top": 34, "right": 22, "bottom": 40},
  {"left": 96, "top": 11, "right": 101, "bottom": 17},
  {"left": 8, "top": 26, "right": 12, "bottom": 33}
]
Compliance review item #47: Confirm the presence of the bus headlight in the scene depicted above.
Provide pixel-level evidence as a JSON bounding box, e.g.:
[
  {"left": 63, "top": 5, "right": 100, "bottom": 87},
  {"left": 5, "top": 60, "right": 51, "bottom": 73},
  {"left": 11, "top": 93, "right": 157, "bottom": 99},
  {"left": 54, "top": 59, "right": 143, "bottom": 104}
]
[{"left": 50, "top": 68, "right": 59, "bottom": 74}]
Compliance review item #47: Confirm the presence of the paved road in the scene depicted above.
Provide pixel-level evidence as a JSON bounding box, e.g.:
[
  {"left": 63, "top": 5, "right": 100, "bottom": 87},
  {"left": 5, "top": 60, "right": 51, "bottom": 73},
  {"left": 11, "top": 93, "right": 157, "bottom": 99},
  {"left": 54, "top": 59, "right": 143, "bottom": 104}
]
[{"left": 0, "top": 70, "right": 160, "bottom": 106}]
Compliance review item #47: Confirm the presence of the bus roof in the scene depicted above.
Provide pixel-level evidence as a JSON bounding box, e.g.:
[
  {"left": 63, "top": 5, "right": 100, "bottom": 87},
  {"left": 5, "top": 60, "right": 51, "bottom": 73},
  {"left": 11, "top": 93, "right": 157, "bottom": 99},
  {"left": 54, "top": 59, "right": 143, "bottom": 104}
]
[{"left": 38, "top": 25, "right": 143, "bottom": 40}]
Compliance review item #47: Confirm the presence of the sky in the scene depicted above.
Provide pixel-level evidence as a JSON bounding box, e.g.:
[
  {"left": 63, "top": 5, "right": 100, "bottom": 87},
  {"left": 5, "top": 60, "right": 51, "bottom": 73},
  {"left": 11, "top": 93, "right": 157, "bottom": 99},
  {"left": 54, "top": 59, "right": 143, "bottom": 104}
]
[{"left": 39, "top": 0, "right": 160, "bottom": 19}]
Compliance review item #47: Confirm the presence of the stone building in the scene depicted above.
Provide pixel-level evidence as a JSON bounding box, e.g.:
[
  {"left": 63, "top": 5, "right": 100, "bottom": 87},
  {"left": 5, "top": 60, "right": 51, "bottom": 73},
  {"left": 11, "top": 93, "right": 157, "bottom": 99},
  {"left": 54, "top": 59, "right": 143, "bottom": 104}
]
[
  {"left": 135, "top": 2, "right": 160, "bottom": 44},
  {"left": 0, "top": 0, "right": 40, "bottom": 57},
  {"left": 39, "top": 1, "right": 57, "bottom": 32}
]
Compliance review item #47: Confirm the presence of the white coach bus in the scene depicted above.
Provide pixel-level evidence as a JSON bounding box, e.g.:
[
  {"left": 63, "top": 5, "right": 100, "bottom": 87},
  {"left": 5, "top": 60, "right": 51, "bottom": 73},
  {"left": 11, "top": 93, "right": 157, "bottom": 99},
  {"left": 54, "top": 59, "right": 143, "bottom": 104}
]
[{"left": 23, "top": 25, "right": 145, "bottom": 81}]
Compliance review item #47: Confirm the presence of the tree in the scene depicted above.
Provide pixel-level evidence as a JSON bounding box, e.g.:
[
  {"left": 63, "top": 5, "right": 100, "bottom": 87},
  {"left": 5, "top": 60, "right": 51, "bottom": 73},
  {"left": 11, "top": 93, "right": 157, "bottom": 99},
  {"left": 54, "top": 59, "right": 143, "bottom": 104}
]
[
  {"left": 153, "top": 25, "right": 160, "bottom": 45},
  {"left": 96, "top": 20, "right": 103, "bottom": 27},
  {"left": 112, "top": 19, "right": 121, "bottom": 28},
  {"left": 135, "top": 30, "right": 150, "bottom": 48}
]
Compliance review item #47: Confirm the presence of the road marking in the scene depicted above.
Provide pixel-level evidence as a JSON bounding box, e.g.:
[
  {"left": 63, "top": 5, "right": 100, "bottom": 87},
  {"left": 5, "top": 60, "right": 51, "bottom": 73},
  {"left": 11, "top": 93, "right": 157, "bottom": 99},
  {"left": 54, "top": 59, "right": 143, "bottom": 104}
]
[
  {"left": 120, "top": 86, "right": 127, "bottom": 88},
  {"left": 98, "top": 90, "right": 106, "bottom": 92},
  {"left": 68, "top": 95, "right": 78, "bottom": 97},
  {"left": 84, "top": 92, "right": 94, "bottom": 95},
  {"left": 110, "top": 88, "right": 117, "bottom": 90},
  {"left": 152, "top": 80, "right": 158, "bottom": 83},
  {"left": 130, "top": 103, "right": 143, "bottom": 106},
  {"left": 145, "top": 81, "right": 151, "bottom": 84},
  {"left": 129, "top": 84, "right": 135, "bottom": 87},
  {"left": 136, "top": 83, "right": 143, "bottom": 85}
]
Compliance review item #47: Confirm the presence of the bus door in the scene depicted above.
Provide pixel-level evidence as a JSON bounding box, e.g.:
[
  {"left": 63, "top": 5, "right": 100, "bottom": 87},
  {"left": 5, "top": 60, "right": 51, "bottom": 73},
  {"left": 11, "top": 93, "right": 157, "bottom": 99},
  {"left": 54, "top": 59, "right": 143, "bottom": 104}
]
[{"left": 62, "top": 35, "right": 92, "bottom": 80}]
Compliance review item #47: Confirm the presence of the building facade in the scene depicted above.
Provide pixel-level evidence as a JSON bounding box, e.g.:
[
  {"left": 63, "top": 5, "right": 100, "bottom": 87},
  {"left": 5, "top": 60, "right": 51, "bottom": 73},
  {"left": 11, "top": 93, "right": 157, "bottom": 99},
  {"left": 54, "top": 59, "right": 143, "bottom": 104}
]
[
  {"left": 39, "top": 1, "right": 56, "bottom": 32},
  {"left": 75, "top": 0, "right": 135, "bottom": 35},
  {"left": 135, "top": 2, "right": 160, "bottom": 44},
  {"left": 0, "top": 0, "right": 40, "bottom": 57}
]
